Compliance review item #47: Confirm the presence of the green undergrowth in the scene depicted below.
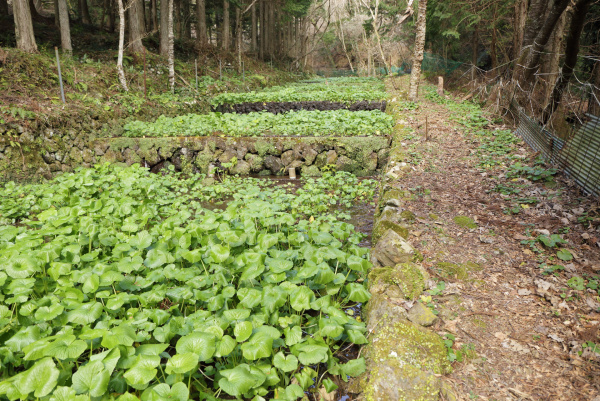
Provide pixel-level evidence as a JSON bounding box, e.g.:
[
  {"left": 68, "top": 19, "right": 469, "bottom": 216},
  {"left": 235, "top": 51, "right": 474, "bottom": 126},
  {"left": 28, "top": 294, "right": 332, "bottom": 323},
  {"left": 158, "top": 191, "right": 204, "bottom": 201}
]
[
  {"left": 0, "top": 165, "right": 376, "bottom": 400},
  {"left": 0, "top": 47, "right": 296, "bottom": 129},
  {"left": 211, "top": 83, "right": 388, "bottom": 106},
  {"left": 299, "top": 77, "right": 382, "bottom": 85},
  {"left": 122, "top": 109, "right": 394, "bottom": 138}
]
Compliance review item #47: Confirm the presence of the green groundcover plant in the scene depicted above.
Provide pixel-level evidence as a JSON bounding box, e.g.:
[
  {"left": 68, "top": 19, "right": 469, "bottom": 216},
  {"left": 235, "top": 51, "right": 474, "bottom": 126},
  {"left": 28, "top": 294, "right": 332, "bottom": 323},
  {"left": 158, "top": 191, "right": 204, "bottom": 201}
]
[
  {"left": 122, "top": 109, "right": 394, "bottom": 138},
  {"left": 0, "top": 164, "right": 376, "bottom": 401},
  {"left": 211, "top": 84, "right": 388, "bottom": 106}
]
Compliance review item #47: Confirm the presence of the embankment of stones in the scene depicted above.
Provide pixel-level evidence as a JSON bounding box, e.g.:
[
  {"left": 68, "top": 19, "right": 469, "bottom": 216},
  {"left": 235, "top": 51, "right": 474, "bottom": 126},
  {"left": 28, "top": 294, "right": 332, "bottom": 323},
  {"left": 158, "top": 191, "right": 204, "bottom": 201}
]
[
  {"left": 214, "top": 100, "right": 387, "bottom": 114},
  {"left": 92, "top": 136, "right": 391, "bottom": 176},
  {"left": 351, "top": 99, "right": 457, "bottom": 400}
]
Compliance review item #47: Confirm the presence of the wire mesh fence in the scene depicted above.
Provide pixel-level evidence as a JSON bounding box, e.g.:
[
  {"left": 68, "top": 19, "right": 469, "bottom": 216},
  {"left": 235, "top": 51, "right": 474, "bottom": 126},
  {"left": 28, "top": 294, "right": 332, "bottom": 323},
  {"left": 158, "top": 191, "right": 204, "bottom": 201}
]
[{"left": 511, "top": 100, "right": 600, "bottom": 197}]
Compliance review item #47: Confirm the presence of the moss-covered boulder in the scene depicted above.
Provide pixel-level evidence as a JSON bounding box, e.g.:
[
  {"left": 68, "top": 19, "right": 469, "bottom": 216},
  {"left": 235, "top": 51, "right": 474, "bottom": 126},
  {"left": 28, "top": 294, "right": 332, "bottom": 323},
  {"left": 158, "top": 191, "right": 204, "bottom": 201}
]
[
  {"left": 407, "top": 302, "right": 439, "bottom": 327},
  {"left": 372, "top": 209, "right": 410, "bottom": 243},
  {"left": 230, "top": 160, "right": 251, "bottom": 175},
  {"left": 371, "top": 229, "right": 414, "bottom": 267},
  {"left": 363, "top": 293, "right": 407, "bottom": 332},
  {"left": 368, "top": 263, "right": 428, "bottom": 301},
  {"left": 360, "top": 318, "right": 452, "bottom": 401},
  {"left": 301, "top": 165, "right": 321, "bottom": 177}
]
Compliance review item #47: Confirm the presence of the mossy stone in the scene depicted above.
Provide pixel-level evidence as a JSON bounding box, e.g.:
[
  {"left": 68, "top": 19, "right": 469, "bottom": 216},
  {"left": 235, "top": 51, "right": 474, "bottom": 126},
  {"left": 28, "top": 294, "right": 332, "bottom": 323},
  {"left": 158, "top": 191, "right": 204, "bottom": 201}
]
[
  {"left": 453, "top": 215, "right": 477, "bottom": 229},
  {"left": 435, "top": 261, "right": 481, "bottom": 280},
  {"left": 407, "top": 302, "right": 439, "bottom": 327},
  {"left": 372, "top": 220, "right": 409, "bottom": 243},
  {"left": 301, "top": 165, "right": 321, "bottom": 177},
  {"left": 368, "top": 262, "right": 428, "bottom": 301},
  {"left": 361, "top": 318, "right": 452, "bottom": 401}
]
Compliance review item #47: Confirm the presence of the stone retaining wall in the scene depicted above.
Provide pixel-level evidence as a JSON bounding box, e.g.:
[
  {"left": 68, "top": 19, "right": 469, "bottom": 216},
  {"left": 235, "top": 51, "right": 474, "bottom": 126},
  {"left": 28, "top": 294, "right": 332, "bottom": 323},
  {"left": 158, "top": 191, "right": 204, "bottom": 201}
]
[
  {"left": 91, "top": 136, "right": 392, "bottom": 176},
  {"left": 350, "top": 94, "right": 457, "bottom": 401}
]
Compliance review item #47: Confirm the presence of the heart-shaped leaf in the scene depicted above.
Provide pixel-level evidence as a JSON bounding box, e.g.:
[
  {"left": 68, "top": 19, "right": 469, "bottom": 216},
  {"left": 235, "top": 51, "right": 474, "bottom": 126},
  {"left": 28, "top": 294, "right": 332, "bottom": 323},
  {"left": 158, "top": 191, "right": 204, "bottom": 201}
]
[
  {"left": 273, "top": 352, "right": 298, "bottom": 372},
  {"left": 165, "top": 353, "right": 198, "bottom": 374}
]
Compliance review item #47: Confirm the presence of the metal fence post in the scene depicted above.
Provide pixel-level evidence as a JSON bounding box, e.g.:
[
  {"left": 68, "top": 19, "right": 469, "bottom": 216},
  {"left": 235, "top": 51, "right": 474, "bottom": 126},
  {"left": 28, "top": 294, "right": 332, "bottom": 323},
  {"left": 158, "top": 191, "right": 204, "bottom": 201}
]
[{"left": 55, "top": 47, "right": 66, "bottom": 104}]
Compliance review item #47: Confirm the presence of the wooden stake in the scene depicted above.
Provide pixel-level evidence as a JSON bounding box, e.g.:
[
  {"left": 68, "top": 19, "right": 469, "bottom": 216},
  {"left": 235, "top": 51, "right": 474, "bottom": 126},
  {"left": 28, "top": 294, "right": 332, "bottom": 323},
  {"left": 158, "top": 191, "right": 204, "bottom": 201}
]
[
  {"left": 289, "top": 167, "right": 296, "bottom": 179},
  {"left": 143, "top": 48, "right": 147, "bottom": 99},
  {"left": 425, "top": 116, "right": 429, "bottom": 141},
  {"left": 437, "top": 76, "right": 444, "bottom": 96}
]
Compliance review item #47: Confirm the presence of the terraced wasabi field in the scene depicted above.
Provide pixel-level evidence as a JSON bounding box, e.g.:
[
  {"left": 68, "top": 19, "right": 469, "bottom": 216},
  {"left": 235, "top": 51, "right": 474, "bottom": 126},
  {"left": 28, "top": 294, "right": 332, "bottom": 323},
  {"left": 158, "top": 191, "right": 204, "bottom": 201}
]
[{"left": 0, "top": 77, "right": 389, "bottom": 400}]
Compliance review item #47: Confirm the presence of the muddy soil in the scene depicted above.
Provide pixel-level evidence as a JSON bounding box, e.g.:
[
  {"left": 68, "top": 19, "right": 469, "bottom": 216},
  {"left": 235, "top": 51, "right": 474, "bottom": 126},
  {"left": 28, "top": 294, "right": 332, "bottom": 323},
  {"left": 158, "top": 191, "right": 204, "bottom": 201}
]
[{"left": 214, "top": 100, "right": 387, "bottom": 114}]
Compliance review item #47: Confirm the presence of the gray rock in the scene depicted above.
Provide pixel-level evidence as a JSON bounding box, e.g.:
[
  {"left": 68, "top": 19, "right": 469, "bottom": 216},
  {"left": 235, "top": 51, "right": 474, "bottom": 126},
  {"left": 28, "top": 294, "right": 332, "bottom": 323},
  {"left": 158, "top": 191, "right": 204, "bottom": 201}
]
[
  {"left": 218, "top": 149, "right": 238, "bottom": 163},
  {"left": 82, "top": 148, "right": 94, "bottom": 164},
  {"left": 244, "top": 153, "right": 264, "bottom": 172},
  {"left": 230, "top": 160, "right": 251, "bottom": 175},
  {"left": 335, "top": 155, "right": 357, "bottom": 172},
  {"left": 281, "top": 150, "right": 295, "bottom": 166},
  {"left": 377, "top": 148, "right": 390, "bottom": 169},
  {"left": 364, "top": 293, "right": 408, "bottom": 332},
  {"left": 93, "top": 141, "right": 109, "bottom": 156},
  {"left": 303, "top": 148, "right": 318, "bottom": 165},
  {"left": 264, "top": 155, "right": 284, "bottom": 174},
  {"left": 365, "top": 152, "right": 378, "bottom": 171},
  {"left": 371, "top": 229, "right": 415, "bottom": 267},
  {"left": 407, "top": 302, "right": 439, "bottom": 327},
  {"left": 301, "top": 165, "right": 321, "bottom": 177}
]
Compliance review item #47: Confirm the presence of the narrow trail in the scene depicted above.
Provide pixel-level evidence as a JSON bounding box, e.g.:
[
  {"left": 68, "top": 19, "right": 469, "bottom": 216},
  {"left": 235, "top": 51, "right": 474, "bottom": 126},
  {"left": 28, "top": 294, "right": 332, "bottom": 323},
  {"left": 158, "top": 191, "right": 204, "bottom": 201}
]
[{"left": 387, "top": 77, "right": 600, "bottom": 400}]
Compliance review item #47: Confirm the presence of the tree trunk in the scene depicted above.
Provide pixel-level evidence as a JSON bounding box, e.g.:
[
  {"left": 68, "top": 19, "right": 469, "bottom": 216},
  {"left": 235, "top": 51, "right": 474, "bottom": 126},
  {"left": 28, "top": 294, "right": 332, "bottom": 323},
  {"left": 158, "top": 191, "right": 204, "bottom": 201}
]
[
  {"left": 79, "top": 0, "right": 92, "bottom": 24},
  {"left": 168, "top": 0, "right": 175, "bottom": 93},
  {"left": 408, "top": 0, "right": 427, "bottom": 101},
  {"left": 173, "top": 0, "right": 181, "bottom": 39},
  {"left": 513, "top": 0, "right": 527, "bottom": 58},
  {"left": 542, "top": 6, "right": 568, "bottom": 104},
  {"left": 13, "top": 0, "right": 38, "bottom": 53},
  {"left": 591, "top": 61, "right": 600, "bottom": 116},
  {"left": 108, "top": 0, "right": 115, "bottom": 32},
  {"left": 471, "top": 23, "right": 478, "bottom": 84},
  {"left": 58, "top": 0, "right": 72, "bottom": 54},
  {"left": 53, "top": 0, "right": 60, "bottom": 26},
  {"left": 519, "top": 0, "right": 570, "bottom": 85},
  {"left": 236, "top": 2, "right": 241, "bottom": 71},
  {"left": 222, "top": 0, "right": 229, "bottom": 51},
  {"left": 267, "top": 0, "right": 274, "bottom": 57},
  {"left": 543, "top": 0, "right": 593, "bottom": 122},
  {"left": 129, "top": 0, "right": 146, "bottom": 53},
  {"left": 160, "top": 0, "right": 169, "bottom": 55},
  {"left": 151, "top": 0, "right": 158, "bottom": 31},
  {"left": 28, "top": 0, "right": 41, "bottom": 20},
  {"left": 251, "top": 1, "right": 257, "bottom": 52},
  {"left": 196, "top": 0, "right": 207, "bottom": 47},
  {"left": 490, "top": 4, "right": 498, "bottom": 74},
  {"left": 259, "top": 0, "right": 264, "bottom": 59},
  {"left": 184, "top": 0, "right": 191, "bottom": 39},
  {"left": 117, "top": 0, "right": 128, "bottom": 91}
]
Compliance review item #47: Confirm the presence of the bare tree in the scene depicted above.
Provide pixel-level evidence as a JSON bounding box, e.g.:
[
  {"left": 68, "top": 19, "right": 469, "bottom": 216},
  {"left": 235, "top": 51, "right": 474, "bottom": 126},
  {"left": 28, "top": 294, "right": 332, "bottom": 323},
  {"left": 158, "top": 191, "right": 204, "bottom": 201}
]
[
  {"left": 117, "top": 0, "right": 128, "bottom": 91},
  {"left": 543, "top": 0, "right": 594, "bottom": 122},
  {"left": 168, "top": 0, "right": 175, "bottom": 93},
  {"left": 58, "top": 0, "right": 72, "bottom": 54},
  {"left": 196, "top": 0, "right": 208, "bottom": 47},
  {"left": 128, "top": 0, "right": 146, "bottom": 53},
  {"left": 79, "top": 0, "right": 92, "bottom": 24},
  {"left": 359, "top": 0, "right": 390, "bottom": 75},
  {"left": 13, "top": 0, "right": 38, "bottom": 53},
  {"left": 408, "top": 0, "right": 427, "bottom": 101},
  {"left": 222, "top": 0, "right": 230, "bottom": 51},
  {"left": 160, "top": 0, "right": 169, "bottom": 55}
]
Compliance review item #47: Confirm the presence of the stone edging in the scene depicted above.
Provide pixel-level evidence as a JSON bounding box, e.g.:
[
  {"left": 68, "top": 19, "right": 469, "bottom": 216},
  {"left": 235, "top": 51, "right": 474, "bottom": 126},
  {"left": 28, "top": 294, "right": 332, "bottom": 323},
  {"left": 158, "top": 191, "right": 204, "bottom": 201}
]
[
  {"left": 90, "top": 136, "right": 391, "bottom": 177},
  {"left": 351, "top": 98, "right": 457, "bottom": 401}
]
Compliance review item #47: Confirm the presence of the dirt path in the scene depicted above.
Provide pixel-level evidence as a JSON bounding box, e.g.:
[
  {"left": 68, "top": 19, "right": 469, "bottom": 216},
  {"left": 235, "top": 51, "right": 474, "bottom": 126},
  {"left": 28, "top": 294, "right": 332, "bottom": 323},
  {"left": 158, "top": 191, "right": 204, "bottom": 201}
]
[{"left": 387, "top": 77, "right": 600, "bottom": 400}]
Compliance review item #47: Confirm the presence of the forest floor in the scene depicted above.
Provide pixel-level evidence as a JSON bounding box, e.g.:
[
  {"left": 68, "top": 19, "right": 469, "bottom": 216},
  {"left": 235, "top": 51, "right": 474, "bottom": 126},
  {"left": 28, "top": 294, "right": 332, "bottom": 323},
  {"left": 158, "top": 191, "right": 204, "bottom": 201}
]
[{"left": 387, "top": 77, "right": 600, "bottom": 401}]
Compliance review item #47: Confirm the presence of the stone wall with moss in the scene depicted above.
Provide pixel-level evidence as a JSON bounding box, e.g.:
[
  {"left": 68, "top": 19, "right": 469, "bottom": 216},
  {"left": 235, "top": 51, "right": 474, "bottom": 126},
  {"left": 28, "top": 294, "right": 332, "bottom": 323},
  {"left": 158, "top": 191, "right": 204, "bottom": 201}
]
[
  {"left": 352, "top": 90, "right": 457, "bottom": 401},
  {"left": 90, "top": 136, "right": 391, "bottom": 176}
]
